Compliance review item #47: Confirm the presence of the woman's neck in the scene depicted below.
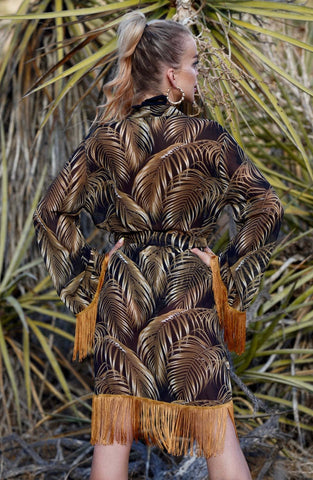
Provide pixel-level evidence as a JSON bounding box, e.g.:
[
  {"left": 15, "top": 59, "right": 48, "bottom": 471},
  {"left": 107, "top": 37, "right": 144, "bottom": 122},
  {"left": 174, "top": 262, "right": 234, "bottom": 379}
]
[{"left": 133, "top": 91, "right": 165, "bottom": 105}]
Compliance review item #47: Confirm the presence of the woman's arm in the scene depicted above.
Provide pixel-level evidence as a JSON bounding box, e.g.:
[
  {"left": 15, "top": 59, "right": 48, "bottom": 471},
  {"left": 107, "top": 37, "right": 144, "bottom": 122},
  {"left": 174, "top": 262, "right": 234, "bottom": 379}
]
[
  {"left": 219, "top": 156, "right": 283, "bottom": 310},
  {"left": 33, "top": 141, "right": 110, "bottom": 314},
  {"left": 195, "top": 124, "right": 283, "bottom": 312}
]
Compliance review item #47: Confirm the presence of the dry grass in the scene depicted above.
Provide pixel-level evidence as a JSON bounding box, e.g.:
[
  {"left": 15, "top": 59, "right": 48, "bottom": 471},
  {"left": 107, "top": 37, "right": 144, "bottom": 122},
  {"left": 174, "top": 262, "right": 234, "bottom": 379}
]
[{"left": 1, "top": 3, "right": 313, "bottom": 479}]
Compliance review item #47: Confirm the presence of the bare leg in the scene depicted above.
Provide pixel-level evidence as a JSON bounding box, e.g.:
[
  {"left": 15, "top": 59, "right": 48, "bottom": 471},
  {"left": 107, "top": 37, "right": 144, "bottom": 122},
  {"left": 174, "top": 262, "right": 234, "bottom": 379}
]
[
  {"left": 90, "top": 439, "right": 133, "bottom": 480},
  {"left": 89, "top": 395, "right": 133, "bottom": 480},
  {"left": 206, "top": 416, "right": 252, "bottom": 480}
]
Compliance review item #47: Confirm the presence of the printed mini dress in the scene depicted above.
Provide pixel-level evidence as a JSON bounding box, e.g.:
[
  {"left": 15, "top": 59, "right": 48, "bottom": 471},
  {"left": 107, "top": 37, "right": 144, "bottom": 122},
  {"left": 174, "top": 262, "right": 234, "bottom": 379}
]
[{"left": 34, "top": 95, "right": 283, "bottom": 457}]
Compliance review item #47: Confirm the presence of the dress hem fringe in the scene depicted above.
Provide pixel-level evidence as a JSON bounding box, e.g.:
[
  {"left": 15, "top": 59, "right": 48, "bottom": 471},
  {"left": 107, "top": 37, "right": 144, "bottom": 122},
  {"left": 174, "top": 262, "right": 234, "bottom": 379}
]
[{"left": 91, "top": 394, "right": 235, "bottom": 458}]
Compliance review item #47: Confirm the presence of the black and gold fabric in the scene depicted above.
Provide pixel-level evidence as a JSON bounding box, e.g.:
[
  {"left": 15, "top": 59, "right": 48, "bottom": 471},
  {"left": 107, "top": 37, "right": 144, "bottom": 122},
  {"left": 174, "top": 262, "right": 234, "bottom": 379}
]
[{"left": 33, "top": 95, "right": 283, "bottom": 457}]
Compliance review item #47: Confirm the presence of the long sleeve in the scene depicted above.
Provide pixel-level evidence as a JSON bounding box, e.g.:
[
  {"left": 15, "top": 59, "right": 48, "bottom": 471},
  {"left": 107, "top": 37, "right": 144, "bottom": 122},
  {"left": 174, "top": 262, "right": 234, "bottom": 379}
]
[
  {"left": 219, "top": 145, "right": 283, "bottom": 311},
  {"left": 33, "top": 141, "right": 106, "bottom": 315}
]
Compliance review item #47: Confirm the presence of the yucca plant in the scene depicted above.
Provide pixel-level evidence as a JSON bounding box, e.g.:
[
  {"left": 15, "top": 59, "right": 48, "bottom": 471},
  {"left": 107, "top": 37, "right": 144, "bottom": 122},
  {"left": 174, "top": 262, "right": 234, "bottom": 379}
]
[
  {"left": 0, "top": 0, "right": 313, "bottom": 478},
  {"left": 230, "top": 234, "right": 313, "bottom": 478},
  {"left": 0, "top": 120, "right": 94, "bottom": 435}
]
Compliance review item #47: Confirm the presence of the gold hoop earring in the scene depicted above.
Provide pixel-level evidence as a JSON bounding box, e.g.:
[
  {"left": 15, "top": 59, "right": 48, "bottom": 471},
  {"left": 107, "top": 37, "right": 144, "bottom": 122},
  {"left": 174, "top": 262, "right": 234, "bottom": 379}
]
[{"left": 166, "top": 86, "right": 185, "bottom": 106}]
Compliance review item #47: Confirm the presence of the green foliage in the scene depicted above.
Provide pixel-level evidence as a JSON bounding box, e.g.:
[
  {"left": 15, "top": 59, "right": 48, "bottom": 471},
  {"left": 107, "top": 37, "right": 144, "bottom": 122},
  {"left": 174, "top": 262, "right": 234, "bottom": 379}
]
[
  {"left": 0, "top": 1, "right": 312, "bottom": 474},
  {"left": 233, "top": 235, "right": 313, "bottom": 442},
  {"left": 0, "top": 119, "right": 83, "bottom": 431}
]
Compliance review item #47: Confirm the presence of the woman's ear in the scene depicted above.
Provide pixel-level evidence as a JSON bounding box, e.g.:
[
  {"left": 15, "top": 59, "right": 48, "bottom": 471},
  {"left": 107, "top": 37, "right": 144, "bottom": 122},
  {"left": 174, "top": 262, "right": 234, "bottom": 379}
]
[{"left": 166, "top": 67, "right": 177, "bottom": 88}]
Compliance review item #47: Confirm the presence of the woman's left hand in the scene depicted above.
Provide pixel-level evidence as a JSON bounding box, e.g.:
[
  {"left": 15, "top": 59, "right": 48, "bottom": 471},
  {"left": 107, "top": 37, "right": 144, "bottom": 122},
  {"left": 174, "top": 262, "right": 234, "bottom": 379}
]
[
  {"left": 108, "top": 238, "right": 124, "bottom": 258},
  {"left": 190, "top": 246, "right": 215, "bottom": 267}
]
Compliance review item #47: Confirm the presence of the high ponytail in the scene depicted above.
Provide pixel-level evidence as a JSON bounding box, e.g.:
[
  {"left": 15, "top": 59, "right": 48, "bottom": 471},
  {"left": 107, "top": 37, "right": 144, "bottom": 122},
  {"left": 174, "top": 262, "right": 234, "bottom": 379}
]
[
  {"left": 98, "top": 11, "right": 146, "bottom": 123},
  {"left": 97, "top": 11, "right": 191, "bottom": 123}
]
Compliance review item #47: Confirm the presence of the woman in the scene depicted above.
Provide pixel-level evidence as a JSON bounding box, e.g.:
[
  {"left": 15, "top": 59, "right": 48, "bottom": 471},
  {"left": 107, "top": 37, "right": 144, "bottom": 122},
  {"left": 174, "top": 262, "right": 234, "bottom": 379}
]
[{"left": 33, "top": 11, "right": 283, "bottom": 480}]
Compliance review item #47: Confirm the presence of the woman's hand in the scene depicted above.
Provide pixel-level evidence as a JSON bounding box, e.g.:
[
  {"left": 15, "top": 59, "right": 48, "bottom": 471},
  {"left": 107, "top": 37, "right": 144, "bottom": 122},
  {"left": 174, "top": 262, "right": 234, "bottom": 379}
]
[
  {"left": 190, "top": 246, "right": 215, "bottom": 267},
  {"left": 108, "top": 237, "right": 124, "bottom": 258}
]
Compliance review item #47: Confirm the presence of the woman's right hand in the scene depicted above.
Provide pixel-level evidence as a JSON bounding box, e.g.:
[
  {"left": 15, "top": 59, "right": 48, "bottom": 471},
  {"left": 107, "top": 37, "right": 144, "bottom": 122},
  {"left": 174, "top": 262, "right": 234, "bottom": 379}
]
[{"left": 190, "top": 246, "right": 215, "bottom": 268}]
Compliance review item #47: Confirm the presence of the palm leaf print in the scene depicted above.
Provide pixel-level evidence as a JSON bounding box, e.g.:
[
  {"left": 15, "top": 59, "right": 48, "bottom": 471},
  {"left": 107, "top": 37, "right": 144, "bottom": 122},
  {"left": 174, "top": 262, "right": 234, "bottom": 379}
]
[
  {"left": 138, "top": 309, "right": 219, "bottom": 387},
  {"left": 138, "top": 246, "right": 176, "bottom": 302},
  {"left": 230, "top": 244, "right": 275, "bottom": 308},
  {"left": 167, "top": 335, "right": 226, "bottom": 402},
  {"left": 105, "top": 182, "right": 152, "bottom": 231},
  {"left": 133, "top": 139, "right": 229, "bottom": 224},
  {"left": 55, "top": 212, "right": 86, "bottom": 252},
  {"left": 84, "top": 169, "right": 111, "bottom": 220},
  {"left": 95, "top": 366, "right": 132, "bottom": 396},
  {"left": 164, "top": 252, "right": 212, "bottom": 309},
  {"left": 94, "top": 331, "right": 159, "bottom": 399},
  {"left": 105, "top": 251, "right": 155, "bottom": 323},
  {"left": 98, "top": 279, "right": 144, "bottom": 343},
  {"left": 35, "top": 219, "right": 74, "bottom": 293},
  {"left": 86, "top": 125, "right": 130, "bottom": 186},
  {"left": 162, "top": 169, "right": 224, "bottom": 230},
  {"left": 132, "top": 143, "right": 188, "bottom": 222},
  {"left": 34, "top": 98, "right": 283, "bottom": 444},
  {"left": 163, "top": 116, "right": 208, "bottom": 144},
  {"left": 60, "top": 270, "right": 95, "bottom": 311},
  {"left": 234, "top": 188, "right": 283, "bottom": 255},
  {"left": 60, "top": 152, "right": 87, "bottom": 214},
  {"left": 216, "top": 383, "right": 233, "bottom": 405},
  {"left": 98, "top": 279, "right": 134, "bottom": 342},
  {"left": 118, "top": 116, "right": 154, "bottom": 171}
]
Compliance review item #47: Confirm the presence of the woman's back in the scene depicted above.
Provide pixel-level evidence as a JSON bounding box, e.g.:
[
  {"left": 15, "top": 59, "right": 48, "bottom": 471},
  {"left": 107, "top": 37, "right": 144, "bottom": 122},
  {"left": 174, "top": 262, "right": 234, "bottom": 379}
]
[{"left": 85, "top": 95, "right": 242, "bottom": 239}]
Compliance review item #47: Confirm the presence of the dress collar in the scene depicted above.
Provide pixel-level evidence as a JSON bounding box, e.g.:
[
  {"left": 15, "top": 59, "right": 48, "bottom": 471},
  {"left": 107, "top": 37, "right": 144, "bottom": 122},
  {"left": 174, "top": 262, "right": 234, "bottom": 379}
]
[
  {"left": 130, "top": 95, "right": 182, "bottom": 119},
  {"left": 132, "top": 94, "right": 168, "bottom": 109}
]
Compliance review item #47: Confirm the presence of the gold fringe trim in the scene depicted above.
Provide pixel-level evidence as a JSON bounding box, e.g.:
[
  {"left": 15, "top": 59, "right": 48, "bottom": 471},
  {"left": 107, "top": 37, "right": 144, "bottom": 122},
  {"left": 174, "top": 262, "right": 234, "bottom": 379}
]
[
  {"left": 210, "top": 255, "right": 246, "bottom": 355},
  {"left": 72, "top": 255, "right": 109, "bottom": 362},
  {"left": 91, "top": 394, "right": 235, "bottom": 458}
]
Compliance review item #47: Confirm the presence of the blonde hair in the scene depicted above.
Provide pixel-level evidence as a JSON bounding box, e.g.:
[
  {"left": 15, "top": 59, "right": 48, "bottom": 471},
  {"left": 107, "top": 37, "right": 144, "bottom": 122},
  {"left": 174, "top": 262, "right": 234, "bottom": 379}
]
[{"left": 98, "top": 11, "right": 192, "bottom": 123}]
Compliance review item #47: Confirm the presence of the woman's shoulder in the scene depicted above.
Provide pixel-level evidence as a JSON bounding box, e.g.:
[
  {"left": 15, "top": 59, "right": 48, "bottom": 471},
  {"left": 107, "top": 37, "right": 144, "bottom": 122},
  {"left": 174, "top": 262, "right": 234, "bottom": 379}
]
[
  {"left": 85, "top": 120, "right": 122, "bottom": 141},
  {"left": 163, "top": 113, "right": 228, "bottom": 143}
]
